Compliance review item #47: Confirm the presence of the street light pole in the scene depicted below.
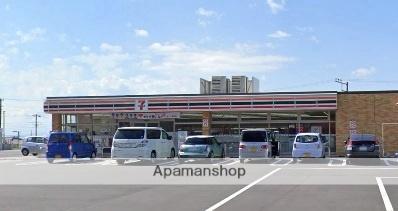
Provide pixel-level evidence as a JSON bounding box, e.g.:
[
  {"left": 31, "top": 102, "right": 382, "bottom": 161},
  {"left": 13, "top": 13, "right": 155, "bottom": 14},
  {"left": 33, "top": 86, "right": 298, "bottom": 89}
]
[{"left": 32, "top": 114, "right": 41, "bottom": 136}]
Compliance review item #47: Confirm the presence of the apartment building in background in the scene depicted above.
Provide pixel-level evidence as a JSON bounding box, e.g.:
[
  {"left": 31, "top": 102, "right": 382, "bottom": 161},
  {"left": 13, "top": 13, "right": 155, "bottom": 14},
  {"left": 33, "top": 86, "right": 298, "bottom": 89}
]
[{"left": 200, "top": 75, "right": 259, "bottom": 94}]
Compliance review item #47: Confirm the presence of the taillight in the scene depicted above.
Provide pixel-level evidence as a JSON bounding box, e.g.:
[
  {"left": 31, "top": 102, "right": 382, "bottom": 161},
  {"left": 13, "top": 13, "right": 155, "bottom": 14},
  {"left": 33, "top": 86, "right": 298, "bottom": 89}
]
[
  {"left": 239, "top": 144, "right": 246, "bottom": 149},
  {"left": 261, "top": 145, "right": 267, "bottom": 149}
]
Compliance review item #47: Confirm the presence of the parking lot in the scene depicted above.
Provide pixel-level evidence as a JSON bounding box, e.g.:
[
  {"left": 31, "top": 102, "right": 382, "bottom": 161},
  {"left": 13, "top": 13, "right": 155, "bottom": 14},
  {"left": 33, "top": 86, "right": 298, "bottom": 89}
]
[{"left": 0, "top": 151, "right": 397, "bottom": 211}]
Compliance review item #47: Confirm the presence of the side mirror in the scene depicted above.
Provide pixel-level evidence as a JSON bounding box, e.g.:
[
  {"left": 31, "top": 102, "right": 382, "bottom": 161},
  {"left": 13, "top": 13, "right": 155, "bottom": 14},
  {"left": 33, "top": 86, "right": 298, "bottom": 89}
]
[{"left": 167, "top": 135, "right": 172, "bottom": 140}]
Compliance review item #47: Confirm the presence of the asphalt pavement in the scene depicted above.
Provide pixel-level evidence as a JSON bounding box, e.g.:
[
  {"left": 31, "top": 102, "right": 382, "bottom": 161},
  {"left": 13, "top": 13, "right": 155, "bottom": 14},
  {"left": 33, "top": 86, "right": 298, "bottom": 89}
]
[{"left": 0, "top": 152, "right": 397, "bottom": 211}]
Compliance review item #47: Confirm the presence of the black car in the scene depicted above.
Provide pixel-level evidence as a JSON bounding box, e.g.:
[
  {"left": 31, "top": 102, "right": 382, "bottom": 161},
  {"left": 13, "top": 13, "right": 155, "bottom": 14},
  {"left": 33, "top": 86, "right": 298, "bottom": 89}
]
[{"left": 345, "top": 134, "right": 380, "bottom": 158}]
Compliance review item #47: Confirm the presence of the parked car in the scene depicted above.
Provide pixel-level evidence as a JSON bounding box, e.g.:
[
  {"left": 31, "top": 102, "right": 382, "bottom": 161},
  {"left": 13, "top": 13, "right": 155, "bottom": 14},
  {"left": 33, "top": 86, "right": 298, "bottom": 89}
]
[
  {"left": 20, "top": 136, "right": 47, "bottom": 156},
  {"left": 292, "top": 133, "right": 325, "bottom": 158},
  {"left": 345, "top": 134, "right": 380, "bottom": 158},
  {"left": 46, "top": 132, "right": 97, "bottom": 163},
  {"left": 239, "top": 129, "right": 273, "bottom": 163},
  {"left": 178, "top": 135, "right": 224, "bottom": 159},
  {"left": 111, "top": 127, "right": 175, "bottom": 165}
]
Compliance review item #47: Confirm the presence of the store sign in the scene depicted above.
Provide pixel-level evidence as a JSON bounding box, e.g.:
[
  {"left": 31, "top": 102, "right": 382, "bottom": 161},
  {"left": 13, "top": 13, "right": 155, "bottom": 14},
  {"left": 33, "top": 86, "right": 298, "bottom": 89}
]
[
  {"left": 202, "top": 119, "right": 209, "bottom": 127},
  {"left": 311, "top": 126, "right": 322, "bottom": 133},
  {"left": 349, "top": 120, "right": 357, "bottom": 129},
  {"left": 349, "top": 130, "right": 357, "bottom": 135},
  {"left": 135, "top": 100, "right": 148, "bottom": 111},
  {"left": 112, "top": 112, "right": 180, "bottom": 120}
]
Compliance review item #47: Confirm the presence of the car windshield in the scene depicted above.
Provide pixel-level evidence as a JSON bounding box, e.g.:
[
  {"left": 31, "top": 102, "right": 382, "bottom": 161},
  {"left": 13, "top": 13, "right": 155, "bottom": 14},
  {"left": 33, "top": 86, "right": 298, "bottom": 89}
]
[
  {"left": 114, "top": 129, "right": 145, "bottom": 139},
  {"left": 241, "top": 131, "right": 267, "bottom": 142},
  {"left": 185, "top": 137, "right": 211, "bottom": 145},
  {"left": 296, "top": 135, "right": 319, "bottom": 143}
]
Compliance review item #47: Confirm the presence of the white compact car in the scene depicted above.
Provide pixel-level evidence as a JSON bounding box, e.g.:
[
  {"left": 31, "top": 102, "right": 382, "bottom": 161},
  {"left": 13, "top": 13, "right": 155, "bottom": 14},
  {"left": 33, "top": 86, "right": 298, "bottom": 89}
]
[
  {"left": 239, "top": 129, "right": 272, "bottom": 163},
  {"left": 292, "top": 133, "right": 325, "bottom": 158},
  {"left": 111, "top": 127, "right": 175, "bottom": 164},
  {"left": 20, "top": 136, "right": 47, "bottom": 156}
]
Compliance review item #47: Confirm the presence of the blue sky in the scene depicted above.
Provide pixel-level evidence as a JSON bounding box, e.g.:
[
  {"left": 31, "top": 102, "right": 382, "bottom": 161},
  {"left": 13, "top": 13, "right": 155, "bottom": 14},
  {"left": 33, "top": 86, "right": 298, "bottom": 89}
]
[{"left": 0, "top": 0, "right": 398, "bottom": 136}]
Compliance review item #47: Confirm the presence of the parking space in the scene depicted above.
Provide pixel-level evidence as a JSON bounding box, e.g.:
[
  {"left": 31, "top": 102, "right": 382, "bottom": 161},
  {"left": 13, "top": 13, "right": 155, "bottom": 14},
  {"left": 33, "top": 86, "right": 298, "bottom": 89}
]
[
  {"left": 214, "top": 185, "right": 386, "bottom": 211},
  {"left": 1, "top": 154, "right": 398, "bottom": 211}
]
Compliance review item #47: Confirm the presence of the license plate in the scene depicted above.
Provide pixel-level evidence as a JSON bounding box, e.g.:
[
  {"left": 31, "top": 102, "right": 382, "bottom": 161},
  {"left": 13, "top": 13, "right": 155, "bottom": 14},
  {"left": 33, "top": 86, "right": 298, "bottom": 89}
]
[
  {"left": 250, "top": 147, "right": 257, "bottom": 153},
  {"left": 55, "top": 155, "right": 62, "bottom": 158},
  {"left": 303, "top": 153, "right": 311, "bottom": 157},
  {"left": 359, "top": 146, "right": 368, "bottom": 151}
]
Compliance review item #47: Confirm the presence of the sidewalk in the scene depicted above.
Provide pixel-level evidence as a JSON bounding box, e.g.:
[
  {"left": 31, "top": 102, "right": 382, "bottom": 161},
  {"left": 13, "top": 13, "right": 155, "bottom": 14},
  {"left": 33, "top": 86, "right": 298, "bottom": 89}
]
[{"left": 0, "top": 149, "right": 21, "bottom": 158}]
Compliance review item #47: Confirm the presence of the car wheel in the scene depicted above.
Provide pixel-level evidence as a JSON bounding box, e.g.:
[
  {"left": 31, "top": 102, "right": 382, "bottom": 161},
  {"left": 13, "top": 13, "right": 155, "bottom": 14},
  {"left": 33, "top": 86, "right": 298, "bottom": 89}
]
[
  {"left": 170, "top": 148, "right": 175, "bottom": 158},
  {"left": 21, "top": 148, "right": 29, "bottom": 156},
  {"left": 116, "top": 159, "right": 125, "bottom": 165},
  {"left": 47, "top": 159, "right": 54, "bottom": 164},
  {"left": 208, "top": 152, "right": 214, "bottom": 158},
  {"left": 70, "top": 153, "right": 77, "bottom": 162},
  {"left": 221, "top": 150, "right": 225, "bottom": 158},
  {"left": 151, "top": 151, "right": 157, "bottom": 159},
  {"left": 90, "top": 152, "right": 96, "bottom": 160},
  {"left": 32, "top": 153, "right": 38, "bottom": 156}
]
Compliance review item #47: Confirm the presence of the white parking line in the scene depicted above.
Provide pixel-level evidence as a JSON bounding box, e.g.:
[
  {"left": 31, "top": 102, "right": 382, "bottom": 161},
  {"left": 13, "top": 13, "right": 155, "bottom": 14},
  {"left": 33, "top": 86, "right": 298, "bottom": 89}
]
[
  {"left": 205, "top": 168, "right": 281, "bottom": 211},
  {"left": 271, "top": 159, "right": 293, "bottom": 166},
  {"left": 212, "top": 159, "right": 236, "bottom": 166},
  {"left": 270, "top": 159, "right": 283, "bottom": 165},
  {"left": 223, "top": 160, "right": 240, "bottom": 166},
  {"left": 382, "top": 159, "right": 395, "bottom": 166},
  {"left": 376, "top": 177, "right": 394, "bottom": 211},
  {"left": 158, "top": 160, "right": 179, "bottom": 166},
  {"left": 328, "top": 158, "right": 346, "bottom": 166},
  {"left": 16, "top": 161, "right": 49, "bottom": 166}
]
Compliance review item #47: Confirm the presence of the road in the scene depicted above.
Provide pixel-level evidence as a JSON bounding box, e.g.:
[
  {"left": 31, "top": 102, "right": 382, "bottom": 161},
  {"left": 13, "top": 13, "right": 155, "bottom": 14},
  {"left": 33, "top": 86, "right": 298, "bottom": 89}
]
[{"left": 0, "top": 151, "right": 397, "bottom": 211}]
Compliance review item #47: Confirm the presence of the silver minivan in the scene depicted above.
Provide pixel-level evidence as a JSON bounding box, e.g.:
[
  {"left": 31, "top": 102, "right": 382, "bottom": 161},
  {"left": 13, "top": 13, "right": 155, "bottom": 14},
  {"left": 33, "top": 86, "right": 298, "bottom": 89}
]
[
  {"left": 239, "top": 129, "right": 272, "bottom": 163},
  {"left": 111, "top": 127, "right": 175, "bottom": 164}
]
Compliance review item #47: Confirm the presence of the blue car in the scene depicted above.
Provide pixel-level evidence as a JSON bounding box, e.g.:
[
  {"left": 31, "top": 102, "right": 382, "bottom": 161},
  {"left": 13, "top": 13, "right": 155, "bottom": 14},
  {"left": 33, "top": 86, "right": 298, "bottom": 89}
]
[{"left": 46, "top": 132, "right": 97, "bottom": 163}]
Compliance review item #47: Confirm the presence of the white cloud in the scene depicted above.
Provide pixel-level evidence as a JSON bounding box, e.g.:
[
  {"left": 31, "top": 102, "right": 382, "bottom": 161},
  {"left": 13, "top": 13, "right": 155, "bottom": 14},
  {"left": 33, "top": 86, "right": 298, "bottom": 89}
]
[
  {"left": 149, "top": 42, "right": 187, "bottom": 53},
  {"left": 352, "top": 67, "right": 376, "bottom": 78},
  {"left": 15, "top": 27, "right": 46, "bottom": 44},
  {"left": 196, "top": 7, "right": 217, "bottom": 17},
  {"left": 134, "top": 29, "right": 149, "bottom": 37},
  {"left": 268, "top": 30, "right": 291, "bottom": 39},
  {"left": 144, "top": 42, "right": 294, "bottom": 75},
  {"left": 310, "top": 36, "right": 320, "bottom": 43},
  {"left": 0, "top": 54, "right": 9, "bottom": 70},
  {"left": 100, "top": 43, "right": 123, "bottom": 53},
  {"left": 81, "top": 46, "right": 91, "bottom": 53},
  {"left": 266, "top": 0, "right": 286, "bottom": 14},
  {"left": 196, "top": 7, "right": 220, "bottom": 27}
]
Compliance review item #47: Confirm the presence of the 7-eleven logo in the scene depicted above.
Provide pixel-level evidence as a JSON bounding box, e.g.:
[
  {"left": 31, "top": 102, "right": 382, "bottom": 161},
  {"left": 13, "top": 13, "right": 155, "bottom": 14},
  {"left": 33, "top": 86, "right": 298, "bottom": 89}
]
[{"left": 135, "top": 100, "right": 148, "bottom": 111}]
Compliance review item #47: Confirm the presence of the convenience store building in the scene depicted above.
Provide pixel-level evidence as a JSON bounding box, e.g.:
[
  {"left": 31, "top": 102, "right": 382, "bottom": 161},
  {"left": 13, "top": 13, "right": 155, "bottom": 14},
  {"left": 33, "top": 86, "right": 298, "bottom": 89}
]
[{"left": 44, "top": 90, "right": 398, "bottom": 156}]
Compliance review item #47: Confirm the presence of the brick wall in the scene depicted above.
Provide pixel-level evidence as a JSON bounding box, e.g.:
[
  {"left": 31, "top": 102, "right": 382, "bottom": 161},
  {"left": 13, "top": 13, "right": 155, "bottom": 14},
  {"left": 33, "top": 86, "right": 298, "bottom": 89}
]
[
  {"left": 336, "top": 92, "right": 398, "bottom": 156},
  {"left": 52, "top": 114, "right": 62, "bottom": 131}
]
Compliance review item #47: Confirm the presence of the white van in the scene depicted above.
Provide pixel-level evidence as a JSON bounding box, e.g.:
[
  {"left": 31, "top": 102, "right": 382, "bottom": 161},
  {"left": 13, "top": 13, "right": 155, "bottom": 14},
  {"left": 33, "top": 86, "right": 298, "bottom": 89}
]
[
  {"left": 239, "top": 129, "right": 272, "bottom": 163},
  {"left": 111, "top": 127, "right": 175, "bottom": 164}
]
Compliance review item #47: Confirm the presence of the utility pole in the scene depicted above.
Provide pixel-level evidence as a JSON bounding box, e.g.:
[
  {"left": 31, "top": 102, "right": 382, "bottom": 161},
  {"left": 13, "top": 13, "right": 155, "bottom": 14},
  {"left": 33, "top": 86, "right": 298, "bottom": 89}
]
[
  {"left": 0, "top": 99, "right": 2, "bottom": 149},
  {"left": 335, "top": 78, "right": 349, "bottom": 92},
  {"left": 32, "top": 114, "right": 42, "bottom": 136}
]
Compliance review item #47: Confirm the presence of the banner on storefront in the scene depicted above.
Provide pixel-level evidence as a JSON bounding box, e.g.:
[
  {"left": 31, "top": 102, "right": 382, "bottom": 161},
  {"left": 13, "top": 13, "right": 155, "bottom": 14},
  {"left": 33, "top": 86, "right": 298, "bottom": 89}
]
[{"left": 112, "top": 112, "right": 180, "bottom": 120}]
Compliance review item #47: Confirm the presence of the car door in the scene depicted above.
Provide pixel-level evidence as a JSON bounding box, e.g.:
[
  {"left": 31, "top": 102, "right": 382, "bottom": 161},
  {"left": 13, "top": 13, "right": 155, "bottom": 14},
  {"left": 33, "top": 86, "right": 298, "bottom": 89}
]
[
  {"left": 162, "top": 130, "right": 172, "bottom": 154},
  {"left": 147, "top": 129, "right": 163, "bottom": 157},
  {"left": 81, "top": 135, "right": 92, "bottom": 157},
  {"left": 73, "top": 134, "right": 85, "bottom": 157},
  {"left": 212, "top": 137, "right": 222, "bottom": 157}
]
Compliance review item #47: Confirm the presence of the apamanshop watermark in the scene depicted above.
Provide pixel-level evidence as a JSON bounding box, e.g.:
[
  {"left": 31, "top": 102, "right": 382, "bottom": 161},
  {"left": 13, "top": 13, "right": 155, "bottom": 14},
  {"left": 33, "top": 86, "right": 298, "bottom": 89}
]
[{"left": 153, "top": 165, "right": 246, "bottom": 179}]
